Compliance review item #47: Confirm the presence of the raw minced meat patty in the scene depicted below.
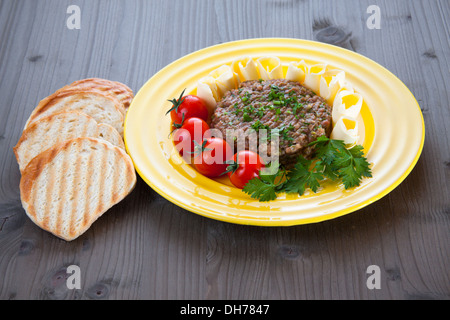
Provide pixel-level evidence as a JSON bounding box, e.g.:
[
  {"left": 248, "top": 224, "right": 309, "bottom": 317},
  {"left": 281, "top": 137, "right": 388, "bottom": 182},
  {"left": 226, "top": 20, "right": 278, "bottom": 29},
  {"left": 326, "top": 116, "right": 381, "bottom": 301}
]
[{"left": 210, "top": 79, "right": 332, "bottom": 167}]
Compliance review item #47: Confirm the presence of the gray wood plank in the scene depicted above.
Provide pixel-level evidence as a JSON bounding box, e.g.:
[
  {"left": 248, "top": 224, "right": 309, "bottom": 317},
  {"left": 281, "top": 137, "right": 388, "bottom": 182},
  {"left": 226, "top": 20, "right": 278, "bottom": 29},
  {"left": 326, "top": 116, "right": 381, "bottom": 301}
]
[{"left": 0, "top": 0, "right": 448, "bottom": 300}]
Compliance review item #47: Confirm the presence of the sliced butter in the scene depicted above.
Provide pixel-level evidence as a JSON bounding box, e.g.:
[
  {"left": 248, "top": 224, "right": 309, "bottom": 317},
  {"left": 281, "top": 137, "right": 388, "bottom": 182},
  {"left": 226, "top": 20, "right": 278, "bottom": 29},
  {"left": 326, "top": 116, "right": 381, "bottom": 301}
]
[
  {"left": 231, "top": 56, "right": 259, "bottom": 82},
  {"left": 303, "top": 63, "right": 327, "bottom": 94},
  {"left": 197, "top": 76, "right": 219, "bottom": 115},
  {"left": 256, "top": 56, "right": 283, "bottom": 80},
  {"left": 331, "top": 116, "right": 359, "bottom": 145},
  {"left": 332, "top": 90, "right": 363, "bottom": 125},
  {"left": 208, "top": 65, "right": 240, "bottom": 98},
  {"left": 319, "top": 69, "right": 346, "bottom": 104},
  {"left": 285, "top": 60, "right": 308, "bottom": 83}
]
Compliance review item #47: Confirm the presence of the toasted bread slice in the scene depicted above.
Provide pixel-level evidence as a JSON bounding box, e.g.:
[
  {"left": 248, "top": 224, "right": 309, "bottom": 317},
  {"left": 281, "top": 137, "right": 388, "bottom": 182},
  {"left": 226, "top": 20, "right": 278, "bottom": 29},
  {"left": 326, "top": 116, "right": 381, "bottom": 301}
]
[
  {"left": 24, "top": 89, "right": 124, "bottom": 136},
  {"left": 14, "top": 110, "right": 124, "bottom": 173},
  {"left": 96, "top": 123, "right": 125, "bottom": 149},
  {"left": 20, "top": 137, "right": 136, "bottom": 241},
  {"left": 62, "top": 78, "right": 134, "bottom": 114}
]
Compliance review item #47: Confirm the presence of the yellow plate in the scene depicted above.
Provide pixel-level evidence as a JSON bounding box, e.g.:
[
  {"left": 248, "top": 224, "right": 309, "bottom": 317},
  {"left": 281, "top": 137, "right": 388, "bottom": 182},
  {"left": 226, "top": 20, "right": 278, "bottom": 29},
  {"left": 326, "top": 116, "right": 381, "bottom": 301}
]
[{"left": 124, "top": 38, "right": 425, "bottom": 226}]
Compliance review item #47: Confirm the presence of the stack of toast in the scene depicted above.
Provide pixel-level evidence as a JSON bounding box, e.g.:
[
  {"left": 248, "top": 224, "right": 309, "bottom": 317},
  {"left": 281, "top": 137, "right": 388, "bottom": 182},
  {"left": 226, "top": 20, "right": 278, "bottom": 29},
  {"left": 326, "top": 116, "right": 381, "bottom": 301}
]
[{"left": 14, "top": 78, "right": 137, "bottom": 241}]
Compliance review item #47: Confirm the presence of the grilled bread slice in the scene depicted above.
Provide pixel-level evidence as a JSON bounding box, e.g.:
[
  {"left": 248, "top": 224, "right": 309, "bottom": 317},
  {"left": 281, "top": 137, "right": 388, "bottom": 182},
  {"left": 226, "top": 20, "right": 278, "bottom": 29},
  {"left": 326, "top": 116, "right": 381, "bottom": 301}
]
[
  {"left": 60, "top": 78, "right": 134, "bottom": 115},
  {"left": 24, "top": 88, "right": 124, "bottom": 136},
  {"left": 96, "top": 123, "right": 125, "bottom": 149},
  {"left": 14, "top": 110, "right": 124, "bottom": 173},
  {"left": 20, "top": 137, "right": 136, "bottom": 241}
]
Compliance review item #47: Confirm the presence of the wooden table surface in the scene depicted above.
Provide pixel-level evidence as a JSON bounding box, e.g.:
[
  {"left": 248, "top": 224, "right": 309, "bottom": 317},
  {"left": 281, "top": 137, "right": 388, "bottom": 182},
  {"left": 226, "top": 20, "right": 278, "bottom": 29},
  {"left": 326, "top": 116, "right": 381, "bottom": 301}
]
[{"left": 0, "top": 0, "right": 448, "bottom": 301}]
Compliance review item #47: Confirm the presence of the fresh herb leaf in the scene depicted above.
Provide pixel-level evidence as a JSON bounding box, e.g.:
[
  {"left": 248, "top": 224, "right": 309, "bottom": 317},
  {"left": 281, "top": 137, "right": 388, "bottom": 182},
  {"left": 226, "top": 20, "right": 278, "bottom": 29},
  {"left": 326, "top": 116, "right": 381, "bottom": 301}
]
[
  {"left": 284, "top": 157, "right": 323, "bottom": 196},
  {"left": 314, "top": 138, "right": 372, "bottom": 190},
  {"left": 242, "top": 163, "right": 286, "bottom": 202},
  {"left": 241, "top": 136, "right": 372, "bottom": 201},
  {"left": 336, "top": 144, "right": 372, "bottom": 189},
  {"left": 243, "top": 177, "right": 278, "bottom": 202}
]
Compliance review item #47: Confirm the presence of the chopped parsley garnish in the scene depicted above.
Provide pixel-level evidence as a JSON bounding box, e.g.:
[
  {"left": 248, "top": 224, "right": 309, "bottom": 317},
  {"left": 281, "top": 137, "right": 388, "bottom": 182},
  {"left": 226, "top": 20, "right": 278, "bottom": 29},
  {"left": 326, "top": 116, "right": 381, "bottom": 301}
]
[
  {"left": 267, "top": 85, "right": 283, "bottom": 102},
  {"left": 292, "top": 102, "right": 303, "bottom": 114},
  {"left": 270, "top": 124, "right": 294, "bottom": 142},
  {"left": 234, "top": 81, "right": 309, "bottom": 126},
  {"left": 257, "top": 106, "right": 266, "bottom": 117},
  {"left": 251, "top": 120, "right": 270, "bottom": 131},
  {"left": 243, "top": 113, "right": 252, "bottom": 122},
  {"left": 241, "top": 91, "right": 252, "bottom": 104}
]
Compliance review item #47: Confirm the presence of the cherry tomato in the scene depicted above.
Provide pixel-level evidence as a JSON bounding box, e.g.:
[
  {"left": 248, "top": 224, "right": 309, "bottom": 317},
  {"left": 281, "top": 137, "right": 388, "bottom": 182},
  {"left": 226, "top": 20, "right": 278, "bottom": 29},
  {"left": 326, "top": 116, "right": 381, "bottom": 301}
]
[
  {"left": 226, "top": 150, "right": 265, "bottom": 189},
  {"left": 181, "top": 117, "right": 211, "bottom": 143},
  {"left": 172, "top": 127, "right": 191, "bottom": 156},
  {"left": 167, "top": 89, "right": 209, "bottom": 125},
  {"left": 194, "top": 138, "right": 233, "bottom": 178},
  {"left": 173, "top": 117, "right": 210, "bottom": 155}
]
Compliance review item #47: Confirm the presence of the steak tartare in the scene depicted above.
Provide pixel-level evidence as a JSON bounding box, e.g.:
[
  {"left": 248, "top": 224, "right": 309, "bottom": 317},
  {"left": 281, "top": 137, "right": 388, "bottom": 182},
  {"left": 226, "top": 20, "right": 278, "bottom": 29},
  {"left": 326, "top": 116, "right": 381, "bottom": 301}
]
[{"left": 210, "top": 79, "right": 332, "bottom": 167}]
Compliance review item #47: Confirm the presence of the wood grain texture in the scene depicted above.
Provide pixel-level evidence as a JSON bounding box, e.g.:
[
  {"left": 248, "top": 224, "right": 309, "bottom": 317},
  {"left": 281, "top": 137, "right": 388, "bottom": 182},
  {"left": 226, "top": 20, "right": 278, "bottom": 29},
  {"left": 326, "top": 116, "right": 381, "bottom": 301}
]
[{"left": 0, "top": 0, "right": 448, "bottom": 300}]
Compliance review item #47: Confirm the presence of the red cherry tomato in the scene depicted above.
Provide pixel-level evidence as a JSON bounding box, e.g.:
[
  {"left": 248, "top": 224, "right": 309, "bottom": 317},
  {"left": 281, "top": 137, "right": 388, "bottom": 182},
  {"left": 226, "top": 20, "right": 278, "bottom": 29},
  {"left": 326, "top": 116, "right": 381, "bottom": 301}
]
[
  {"left": 173, "top": 117, "right": 210, "bottom": 156},
  {"left": 167, "top": 89, "right": 209, "bottom": 124},
  {"left": 181, "top": 117, "right": 211, "bottom": 143},
  {"left": 226, "top": 150, "right": 265, "bottom": 189},
  {"left": 194, "top": 138, "right": 233, "bottom": 178},
  {"left": 172, "top": 127, "right": 191, "bottom": 156}
]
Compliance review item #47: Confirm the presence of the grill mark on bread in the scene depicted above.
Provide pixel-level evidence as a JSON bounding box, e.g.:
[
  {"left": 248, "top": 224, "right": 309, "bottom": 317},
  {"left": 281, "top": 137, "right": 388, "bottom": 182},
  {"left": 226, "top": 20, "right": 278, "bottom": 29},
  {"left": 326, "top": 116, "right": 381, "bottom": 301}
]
[
  {"left": 81, "top": 115, "right": 89, "bottom": 137},
  {"left": 82, "top": 142, "right": 96, "bottom": 229},
  {"left": 125, "top": 153, "right": 135, "bottom": 200},
  {"left": 125, "top": 162, "right": 134, "bottom": 191},
  {"left": 111, "top": 150, "right": 119, "bottom": 204},
  {"left": 37, "top": 116, "right": 66, "bottom": 234},
  {"left": 20, "top": 144, "right": 61, "bottom": 217},
  {"left": 43, "top": 147, "right": 61, "bottom": 230},
  {"left": 69, "top": 143, "right": 82, "bottom": 238},
  {"left": 97, "top": 142, "right": 107, "bottom": 217},
  {"left": 54, "top": 146, "right": 68, "bottom": 235},
  {"left": 54, "top": 123, "right": 70, "bottom": 233},
  {"left": 18, "top": 131, "right": 30, "bottom": 171}
]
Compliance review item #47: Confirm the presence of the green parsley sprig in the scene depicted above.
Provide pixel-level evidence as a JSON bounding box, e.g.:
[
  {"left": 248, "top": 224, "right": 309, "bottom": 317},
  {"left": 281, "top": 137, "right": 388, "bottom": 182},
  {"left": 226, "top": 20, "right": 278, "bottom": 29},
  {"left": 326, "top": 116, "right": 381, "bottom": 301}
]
[
  {"left": 242, "top": 162, "right": 286, "bottom": 202},
  {"left": 242, "top": 136, "right": 372, "bottom": 202}
]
